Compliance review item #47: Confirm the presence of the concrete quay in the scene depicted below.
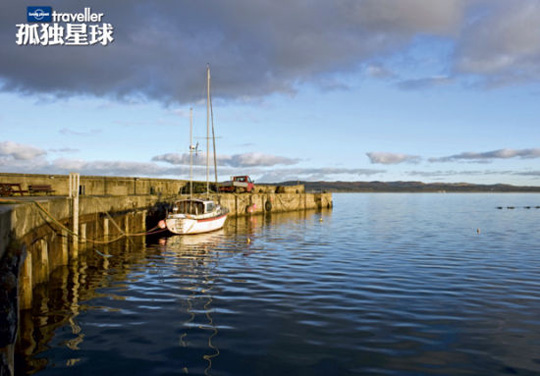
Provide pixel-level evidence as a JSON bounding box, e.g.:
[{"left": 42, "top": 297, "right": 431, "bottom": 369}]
[
  {"left": 0, "top": 172, "right": 186, "bottom": 196},
  {"left": 1, "top": 191, "right": 333, "bottom": 263}
]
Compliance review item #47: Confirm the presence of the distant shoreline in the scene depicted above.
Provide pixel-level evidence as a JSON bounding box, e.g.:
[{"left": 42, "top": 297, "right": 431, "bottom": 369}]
[{"left": 278, "top": 181, "right": 540, "bottom": 193}]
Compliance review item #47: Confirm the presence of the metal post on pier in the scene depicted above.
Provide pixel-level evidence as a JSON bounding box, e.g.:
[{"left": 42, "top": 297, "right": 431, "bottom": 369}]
[{"left": 69, "top": 172, "right": 80, "bottom": 256}]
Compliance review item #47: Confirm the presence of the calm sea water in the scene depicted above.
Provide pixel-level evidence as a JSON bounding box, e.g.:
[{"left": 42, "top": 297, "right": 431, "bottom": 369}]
[{"left": 17, "top": 193, "right": 540, "bottom": 375}]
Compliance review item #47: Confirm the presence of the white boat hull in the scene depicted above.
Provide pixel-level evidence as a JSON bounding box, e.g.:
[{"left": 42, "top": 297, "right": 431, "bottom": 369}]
[{"left": 165, "top": 212, "right": 227, "bottom": 235}]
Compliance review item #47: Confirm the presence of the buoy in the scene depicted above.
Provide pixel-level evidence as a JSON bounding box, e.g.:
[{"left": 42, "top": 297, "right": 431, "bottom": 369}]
[
  {"left": 319, "top": 217, "right": 323, "bottom": 222},
  {"left": 158, "top": 220, "right": 167, "bottom": 229},
  {"left": 247, "top": 238, "right": 251, "bottom": 244}
]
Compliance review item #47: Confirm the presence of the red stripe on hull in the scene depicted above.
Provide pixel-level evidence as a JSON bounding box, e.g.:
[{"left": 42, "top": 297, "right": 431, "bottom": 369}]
[{"left": 197, "top": 214, "right": 228, "bottom": 223}]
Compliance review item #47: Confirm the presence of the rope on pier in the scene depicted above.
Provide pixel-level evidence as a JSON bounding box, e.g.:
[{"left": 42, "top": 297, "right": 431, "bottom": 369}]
[
  {"left": 31, "top": 200, "right": 167, "bottom": 245},
  {"left": 0, "top": 198, "right": 21, "bottom": 205}
]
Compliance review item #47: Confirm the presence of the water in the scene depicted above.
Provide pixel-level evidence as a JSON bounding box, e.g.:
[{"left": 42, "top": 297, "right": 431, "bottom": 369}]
[{"left": 16, "top": 193, "right": 540, "bottom": 375}]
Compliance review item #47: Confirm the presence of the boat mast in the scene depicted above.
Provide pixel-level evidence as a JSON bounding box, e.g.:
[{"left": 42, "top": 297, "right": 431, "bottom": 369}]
[
  {"left": 206, "top": 64, "right": 210, "bottom": 197},
  {"left": 189, "top": 107, "right": 193, "bottom": 200},
  {"left": 210, "top": 78, "right": 219, "bottom": 191}
]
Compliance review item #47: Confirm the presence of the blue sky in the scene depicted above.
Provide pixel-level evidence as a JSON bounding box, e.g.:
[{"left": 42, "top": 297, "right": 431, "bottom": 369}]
[{"left": 1, "top": 0, "right": 540, "bottom": 185}]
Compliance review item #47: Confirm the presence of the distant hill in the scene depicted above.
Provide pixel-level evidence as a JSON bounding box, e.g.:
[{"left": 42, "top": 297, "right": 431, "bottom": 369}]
[{"left": 278, "top": 181, "right": 540, "bottom": 193}]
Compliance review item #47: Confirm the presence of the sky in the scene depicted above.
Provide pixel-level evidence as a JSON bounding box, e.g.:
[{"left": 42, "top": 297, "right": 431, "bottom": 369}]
[{"left": 1, "top": 0, "right": 540, "bottom": 185}]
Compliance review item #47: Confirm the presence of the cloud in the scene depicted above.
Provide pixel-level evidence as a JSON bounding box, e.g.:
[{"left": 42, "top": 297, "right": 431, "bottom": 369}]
[
  {"left": 152, "top": 153, "right": 193, "bottom": 166},
  {"left": 406, "top": 169, "right": 540, "bottom": 182},
  {"left": 3, "top": 139, "right": 539, "bottom": 183},
  {"left": 353, "top": 0, "right": 464, "bottom": 35},
  {"left": 406, "top": 169, "right": 497, "bottom": 178},
  {"left": 0, "top": 139, "right": 383, "bottom": 180},
  {"left": 255, "top": 167, "right": 386, "bottom": 183},
  {"left": 455, "top": 1, "right": 540, "bottom": 87},
  {"left": 1, "top": 0, "right": 468, "bottom": 104},
  {"left": 2, "top": 157, "right": 385, "bottom": 182},
  {"left": 59, "top": 128, "right": 102, "bottom": 136},
  {"left": 50, "top": 158, "right": 182, "bottom": 176},
  {"left": 367, "top": 152, "right": 421, "bottom": 164},
  {"left": 227, "top": 152, "right": 300, "bottom": 167},
  {"left": 49, "top": 147, "right": 80, "bottom": 153},
  {"left": 152, "top": 152, "right": 300, "bottom": 167},
  {"left": 0, "top": 141, "right": 51, "bottom": 172},
  {"left": 429, "top": 148, "right": 540, "bottom": 163},
  {"left": 1, "top": 155, "right": 198, "bottom": 177},
  {"left": 396, "top": 75, "right": 453, "bottom": 90},
  {"left": 512, "top": 170, "right": 540, "bottom": 178},
  {"left": 236, "top": 142, "right": 256, "bottom": 148},
  {"left": 0, "top": 148, "right": 382, "bottom": 181},
  {"left": 5, "top": 0, "right": 540, "bottom": 101},
  {"left": 0, "top": 141, "right": 46, "bottom": 160},
  {"left": 365, "top": 64, "right": 396, "bottom": 79}
]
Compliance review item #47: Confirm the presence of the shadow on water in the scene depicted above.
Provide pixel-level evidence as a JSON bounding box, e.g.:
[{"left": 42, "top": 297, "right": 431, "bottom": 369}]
[{"left": 14, "top": 234, "right": 149, "bottom": 375}]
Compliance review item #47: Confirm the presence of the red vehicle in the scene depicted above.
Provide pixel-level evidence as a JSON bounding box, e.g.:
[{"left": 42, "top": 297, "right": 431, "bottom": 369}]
[{"left": 219, "top": 176, "right": 255, "bottom": 193}]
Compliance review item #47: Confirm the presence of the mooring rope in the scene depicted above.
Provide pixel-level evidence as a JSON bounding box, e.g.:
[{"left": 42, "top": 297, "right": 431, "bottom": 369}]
[{"left": 30, "top": 199, "right": 167, "bottom": 245}]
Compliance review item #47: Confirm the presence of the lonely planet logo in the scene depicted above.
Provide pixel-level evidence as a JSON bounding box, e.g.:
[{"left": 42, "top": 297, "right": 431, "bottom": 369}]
[{"left": 27, "top": 6, "right": 52, "bottom": 22}]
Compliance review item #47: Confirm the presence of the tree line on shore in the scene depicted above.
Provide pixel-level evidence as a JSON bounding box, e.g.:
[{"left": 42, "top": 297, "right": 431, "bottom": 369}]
[{"left": 279, "top": 181, "right": 540, "bottom": 193}]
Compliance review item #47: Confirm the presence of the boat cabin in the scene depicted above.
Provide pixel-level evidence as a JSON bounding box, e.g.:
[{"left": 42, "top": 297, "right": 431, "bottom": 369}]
[{"left": 172, "top": 199, "right": 215, "bottom": 215}]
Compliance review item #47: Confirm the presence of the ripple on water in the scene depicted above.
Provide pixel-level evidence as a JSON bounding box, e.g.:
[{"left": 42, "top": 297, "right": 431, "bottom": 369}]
[{"left": 16, "top": 193, "right": 540, "bottom": 376}]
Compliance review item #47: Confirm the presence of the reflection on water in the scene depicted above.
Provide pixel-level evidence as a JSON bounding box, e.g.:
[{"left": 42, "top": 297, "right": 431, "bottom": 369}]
[
  {"left": 15, "top": 194, "right": 540, "bottom": 375},
  {"left": 159, "top": 231, "right": 225, "bottom": 375},
  {"left": 15, "top": 210, "right": 325, "bottom": 376}
]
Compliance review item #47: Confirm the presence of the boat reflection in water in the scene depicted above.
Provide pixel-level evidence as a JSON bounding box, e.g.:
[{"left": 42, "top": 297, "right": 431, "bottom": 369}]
[{"left": 158, "top": 231, "right": 228, "bottom": 375}]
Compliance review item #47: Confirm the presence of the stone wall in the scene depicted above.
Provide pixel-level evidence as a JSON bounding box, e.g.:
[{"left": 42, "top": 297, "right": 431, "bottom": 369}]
[
  {"left": 0, "top": 173, "right": 186, "bottom": 196},
  {"left": 0, "top": 173, "right": 314, "bottom": 197},
  {"left": 216, "top": 192, "right": 331, "bottom": 216},
  {"left": 252, "top": 184, "right": 305, "bottom": 194},
  {"left": 0, "top": 195, "right": 170, "bottom": 260}
]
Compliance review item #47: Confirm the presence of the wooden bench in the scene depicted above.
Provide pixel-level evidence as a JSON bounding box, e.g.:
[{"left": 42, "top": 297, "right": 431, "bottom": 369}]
[
  {"left": 0, "top": 183, "right": 28, "bottom": 197},
  {"left": 28, "top": 184, "right": 56, "bottom": 195}
]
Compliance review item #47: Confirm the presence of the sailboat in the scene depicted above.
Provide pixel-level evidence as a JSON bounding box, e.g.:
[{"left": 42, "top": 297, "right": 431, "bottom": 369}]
[{"left": 165, "top": 65, "right": 229, "bottom": 235}]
